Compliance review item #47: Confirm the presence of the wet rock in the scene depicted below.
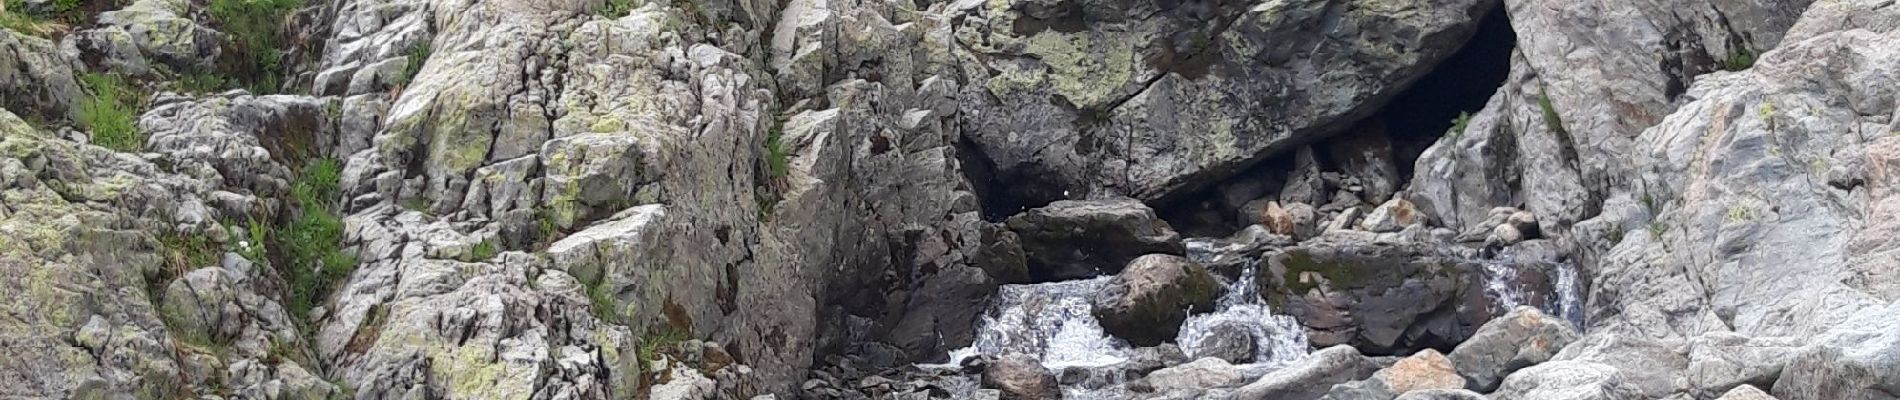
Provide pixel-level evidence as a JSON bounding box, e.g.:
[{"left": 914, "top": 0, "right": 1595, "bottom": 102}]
[
  {"left": 981, "top": 354, "right": 1058, "bottom": 400},
  {"left": 1092, "top": 254, "right": 1220, "bottom": 346},
  {"left": 1140, "top": 357, "right": 1245, "bottom": 392},
  {"left": 1189, "top": 322, "right": 1256, "bottom": 364},
  {"left": 1007, "top": 199, "right": 1185, "bottom": 281},
  {"left": 1230, "top": 345, "right": 1380, "bottom": 400},
  {"left": 1122, "top": 344, "right": 1191, "bottom": 377},
  {"left": 1446, "top": 306, "right": 1579, "bottom": 392},
  {"left": 1262, "top": 238, "right": 1506, "bottom": 355}
]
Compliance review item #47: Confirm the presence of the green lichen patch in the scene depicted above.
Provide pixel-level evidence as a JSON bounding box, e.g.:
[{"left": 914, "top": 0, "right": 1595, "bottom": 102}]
[{"left": 1279, "top": 249, "right": 1370, "bottom": 295}]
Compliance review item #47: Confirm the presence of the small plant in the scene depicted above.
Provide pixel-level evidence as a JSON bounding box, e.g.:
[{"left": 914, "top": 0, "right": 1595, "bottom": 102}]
[
  {"left": 209, "top": 0, "right": 304, "bottom": 93},
  {"left": 395, "top": 41, "right": 431, "bottom": 85},
  {"left": 277, "top": 158, "right": 355, "bottom": 319},
  {"left": 176, "top": 70, "right": 230, "bottom": 93},
  {"left": 1727, "top": 204, "right": 1755, "bottom": 223},
  {"left": 587, "top": 280, "right": 620, "bottom": 323},
  {"left": 596, "top": 0, "right": 635, "bottom": 18},
  {"left": 1538, "top": 89, "right": 1566, "bottom": 135},
  {"left": 764, "top": 119, "right": 790, "bottom": 183},
  {"left": 1648, "top": 220, "right": 1667, "bottom": 239},
  {"left": 80, "top": 72, "right": 143, "bottom": 151},
  {"left": 1447, "top": 111, "right": 1472, "bottom": 138},
  {"left": 466, "top": 240, "right": 497, "bottom": 261},
  {"left": 1720, "top": 48, "right": 1757, "bottom": 72}
]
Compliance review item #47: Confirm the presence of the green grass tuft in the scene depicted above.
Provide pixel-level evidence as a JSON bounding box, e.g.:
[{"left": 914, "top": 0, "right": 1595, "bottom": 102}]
[
  {"left": 176, "top": 70, "right": 230, "bottom": 93},
  {"left": 597, "top": 0, "right": 636, "bottom": 18},
  {"left": 208, "top": 0, "right": 303, "bottom": 93},
  {"left": 1447, "top": 111, "right": 1471, "bottom": 138},
  {"left": 467, "top": 240, "right": 496, "bottom": 261},
  {"left": 395, "top": 40, "right": 431, "bottom": 85},
  {"left": 276, "top": 158, "right": 354, "bottom": 319},
  {"left": 80, "top": 72, "right": 143, "bottom": 151},
  {"left": 1720, "top": 48, "right": 1757, "bottom": 72},
  {"left": 1538, "top": 89, "right": 1566, "bottom": 135}
]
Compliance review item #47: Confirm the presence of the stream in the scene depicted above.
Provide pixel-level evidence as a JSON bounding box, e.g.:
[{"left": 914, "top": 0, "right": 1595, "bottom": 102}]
[{"left": 929, "top": 238, "right": 1585, "bottom": 398}]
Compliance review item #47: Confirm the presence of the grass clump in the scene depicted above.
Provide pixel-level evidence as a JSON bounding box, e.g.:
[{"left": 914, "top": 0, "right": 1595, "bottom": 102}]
[
  {"left": 208, "top": 0, "right": 303, "bottom": 93},
  {"left": 1538, "top": 89, "right": 1566, "bottom": 135},
  {"left": 274, "top": 158, "right": 355, "bottom": 319},
  {"left": 596, "top": 0, "right": 635, "bottom": 18},
  {"left": 1720, "top": 48, "right": 1757, "bottom": 72},
  {"left": 1447, "top": 111, "right": 1472, "bottom": 138},
  {"left": 395, "top": 41, "right": 431, "bottom": 85},
  {"left": 466, "top": 240, "right": 497, "bottom": 261},
  {"left": 80, "top": 72, "right": 144, "bottom": 151},
  {"left": 587, "top": 280, "right": 621, "bottom": 323}
]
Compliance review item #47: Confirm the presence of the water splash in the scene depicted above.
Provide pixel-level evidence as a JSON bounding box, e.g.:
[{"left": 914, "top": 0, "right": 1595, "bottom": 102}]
[
  {"left": 952, "top": 277, "right": 1129, "bottom": 369},
  {"left": 1177, "top": 260, "right": 1309, "bottom": 367},
  {"left": 1479, "top": 258, "right": 1587, "bottom": 329}
]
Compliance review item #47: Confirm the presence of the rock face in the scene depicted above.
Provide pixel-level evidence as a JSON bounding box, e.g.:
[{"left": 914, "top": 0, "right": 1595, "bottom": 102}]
[
  {"left": 1008, "top": 199, "right": 1186, "bottom": 281},
  {"left": 954, "top": 0, "right": 1502, "bottom": 206},
  {"left": 0, "top": 31, "right": 83, "bottom": 122},
  {"left": 13, "top": 0, "right": 1900, "bottom": 396},
  {"left": 1092, "top": 254, "right": 1220, "bottom": 346}
]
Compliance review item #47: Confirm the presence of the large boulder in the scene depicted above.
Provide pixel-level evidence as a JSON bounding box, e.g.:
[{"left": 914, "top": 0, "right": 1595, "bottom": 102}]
[
  {"left": 0, "top": 30, "right": 84, "bottom": 122},
  {"left": 1230, "top": 345, "right": 1381, "bottom": 400},
  {"left": 953, "top": 0, "right": 1502, "bottom": 205},
  {"left": 1261, "top": 238, "right": 1562, "bottom": 355},
  {"left": 982, "top": 354, "right": 1059, "bottom": 400},
  {"left": 1091, "top": 254, "right": 1220, "bottom": 346},
  {"left": 1137, "top": 357, "right": 1245, "bottom": 393},
  {"left": 1188, "top": 321, "right": 1257, "bottom": 364},
  {"left": 1007, "top": 199, "right": 1185, "bottom": 281},
  {"left": 1488, "top": 361, "right": 1644, "bottom": 400},
  {"left": 1322, "top": 349, "right": 1466, "bottom": 400},
  {"left": 1446, "top": 306, "right": 1579, "bottom": 392}
]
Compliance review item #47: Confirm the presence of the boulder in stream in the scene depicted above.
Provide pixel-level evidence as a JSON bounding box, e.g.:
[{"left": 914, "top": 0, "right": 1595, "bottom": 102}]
[{"left": 1092, "top": 254, "right": 1221, "bottom": 347}]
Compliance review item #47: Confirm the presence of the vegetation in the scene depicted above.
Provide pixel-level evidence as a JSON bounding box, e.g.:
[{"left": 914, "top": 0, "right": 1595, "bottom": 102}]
[
  {"left": 80, "top": 72, "right": 143, "bottom": 151},
  {"left": 757, "top": 115, "right": 790, "bottom": 220},
  {"left": 1447, "top": 111, "right": 1472, "bottom": 138},
  {"left": 1720, "top": 48, "right": 1757, "bottom": 72},
  {"left": 466, "top": 240, "right": 497, "bottom": 261},
  {"left": 1538, "top": 89, "right": 1566, "bottom": 135},
  {"left": 597, "top": 0, "right": 636, "bottom": 19},
  {"left": 272, "top": 158, "right": 355, "bottom": 319},
  {"left": 587, "top": 280, "right": 620, "bottom": 322},
  {"left": 208, "top": 0, "right": 304, "bottom": 93},
  {"left": 395, "top": 41, "right": 431, "bottom": 85},
  {"left": 176, "top": 70, "right": 231, "bottom": 93}
]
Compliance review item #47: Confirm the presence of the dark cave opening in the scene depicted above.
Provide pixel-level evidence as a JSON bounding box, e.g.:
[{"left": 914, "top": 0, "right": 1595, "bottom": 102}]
[
  {"left": 1161, "top": 5, "right": 1518, "bottom": 237},
  {"left": 1381, "top": 6, "right": 1517, "bottom": 180}
]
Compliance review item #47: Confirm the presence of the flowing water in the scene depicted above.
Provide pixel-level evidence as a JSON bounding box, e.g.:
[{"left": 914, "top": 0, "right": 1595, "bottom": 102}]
[{"left": 935, "top": 238, "right": 1587, "bottom": 397}]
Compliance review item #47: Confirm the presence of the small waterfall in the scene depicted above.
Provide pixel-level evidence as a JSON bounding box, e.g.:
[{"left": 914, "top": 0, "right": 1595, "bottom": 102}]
[
  {"left": 1479, "top": 257, "right": 1587, "bottom": 329},
  {"left": 1176, "top": 260, "right": 1309, "bottom": 368},
  {"left": 938, "top": 239, "right": 1313, "bottom": 398},
  {"left": 955, "top": 277, "right": 1130, "bottom": 369}
]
